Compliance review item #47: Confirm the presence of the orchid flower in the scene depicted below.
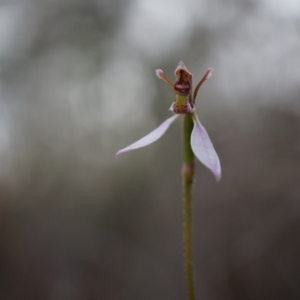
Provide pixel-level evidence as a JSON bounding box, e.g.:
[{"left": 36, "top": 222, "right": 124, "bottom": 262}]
[{"left": 116, "top": 61, "right": 221, "bottom": 181}]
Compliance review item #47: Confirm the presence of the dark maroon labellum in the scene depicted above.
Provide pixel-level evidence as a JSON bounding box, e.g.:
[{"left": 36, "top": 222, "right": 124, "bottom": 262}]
[{"left": 174, "top": 82, "right": 191, "bottom": 95}]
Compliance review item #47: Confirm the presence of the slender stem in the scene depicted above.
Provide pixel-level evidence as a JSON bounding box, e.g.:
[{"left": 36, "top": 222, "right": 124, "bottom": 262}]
[{"left": 182, "top": 114, "right": 195, "bottom": 300}]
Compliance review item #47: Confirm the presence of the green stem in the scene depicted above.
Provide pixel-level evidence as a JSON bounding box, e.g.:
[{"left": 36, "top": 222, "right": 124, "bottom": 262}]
[{"left": 182, "top": 114, "right": 195, "bottom": 300}]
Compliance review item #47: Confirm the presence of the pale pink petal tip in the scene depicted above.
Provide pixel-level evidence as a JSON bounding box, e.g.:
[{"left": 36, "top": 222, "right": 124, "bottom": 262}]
[
  {"left": 175, "top": 61, "right": 192, "bottom": 76},
  {"left": 156, "top": 69, "right": 164, "bottom": 78},
  {"left": 178, "top": 61, "right": 186, "bottom": 68},
  {"left": 191, "top": 114, "right": 221, "bottom": 181},
  {"left": 116, "top": 115, "right": 179, "bottom": 157},
  {"left": 175, "top": 60, "right": 187, "bottom": 72},
  {"left": 206, "top": 68, "right": 214, "bottom": 79}
]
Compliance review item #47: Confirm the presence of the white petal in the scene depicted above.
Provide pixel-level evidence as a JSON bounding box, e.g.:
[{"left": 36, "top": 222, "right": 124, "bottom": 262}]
[
  {"left": 191, "top": 114, "right": 221, "bottom": 181},
  {"left": 116, "top": 115, "right": 180, "bottom": 157}
]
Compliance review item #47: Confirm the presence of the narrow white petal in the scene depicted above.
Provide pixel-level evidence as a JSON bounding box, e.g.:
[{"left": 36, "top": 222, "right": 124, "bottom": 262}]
[
  {"left": 116, "top": 115, "right": 180, "bottom": 157},
  {"left": 191, "top": 114, "right": 221, "bottom": 181}
]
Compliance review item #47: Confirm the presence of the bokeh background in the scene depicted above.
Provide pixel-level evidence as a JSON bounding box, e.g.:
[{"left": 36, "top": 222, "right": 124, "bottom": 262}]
[{"left": 0, "top": 0, "right": 299, "bottom": 299}]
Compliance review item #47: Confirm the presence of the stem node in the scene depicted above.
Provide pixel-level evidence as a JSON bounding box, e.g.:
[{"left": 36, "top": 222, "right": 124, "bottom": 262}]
[{"left": 182, "top": 163, "right": 195, "bottom": 183}]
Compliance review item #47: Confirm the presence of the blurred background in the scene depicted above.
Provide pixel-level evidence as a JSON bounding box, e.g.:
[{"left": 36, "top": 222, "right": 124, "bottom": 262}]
[{"left": 0, "top": 0, "right": 299, "bottom": 299}]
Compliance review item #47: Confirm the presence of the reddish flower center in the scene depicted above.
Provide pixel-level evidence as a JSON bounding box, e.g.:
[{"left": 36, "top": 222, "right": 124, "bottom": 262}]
[{"left": 174, "top": 71, "right": 191, "bottom": 95}]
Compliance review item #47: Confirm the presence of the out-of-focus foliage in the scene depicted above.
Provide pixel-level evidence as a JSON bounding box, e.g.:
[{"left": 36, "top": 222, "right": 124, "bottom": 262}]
[{"left": 0, "top": 0, "right": 299, "bottom": 299}]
